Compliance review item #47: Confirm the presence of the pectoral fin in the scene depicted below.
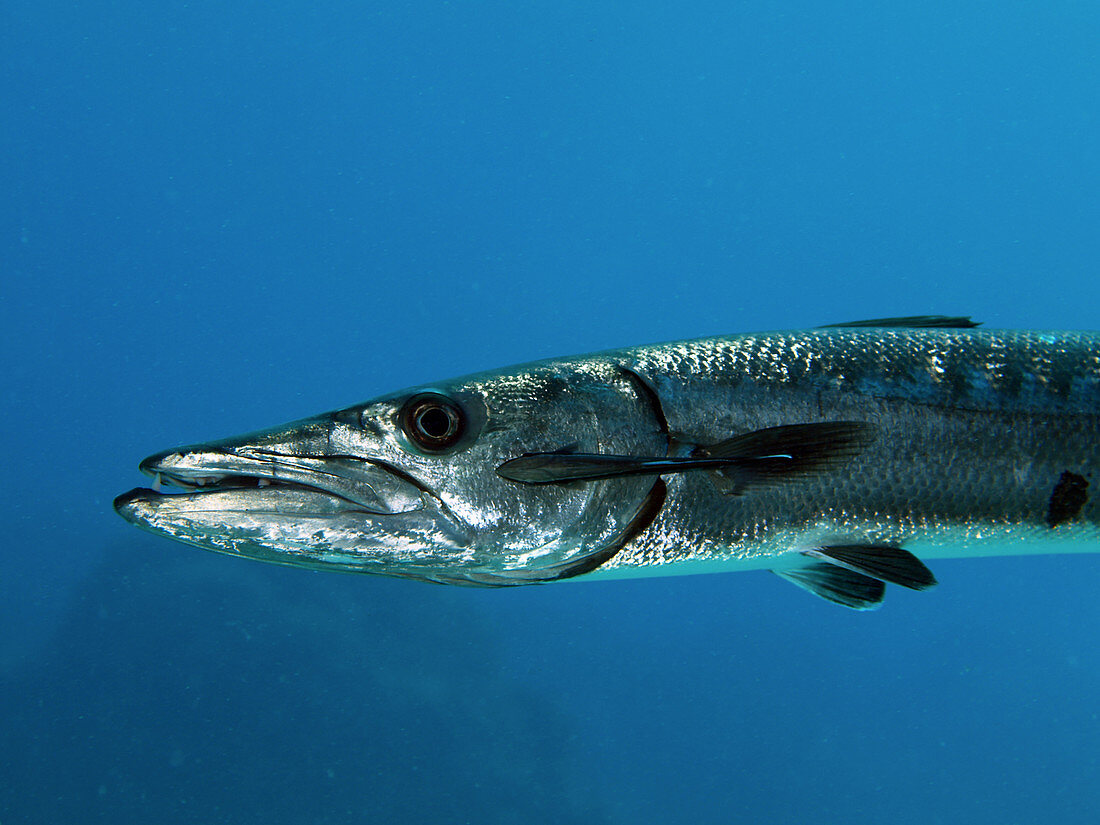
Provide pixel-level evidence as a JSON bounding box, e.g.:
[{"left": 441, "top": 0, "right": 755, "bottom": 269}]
[
  {"left": 776, "top": 544, "right": 937, "bottom": 609},
  {"left": 774, "top": 563, "right": 885, "bottom": 610},
  {"left": 803, "top": 544, "right": 937, "bottom": 590}
]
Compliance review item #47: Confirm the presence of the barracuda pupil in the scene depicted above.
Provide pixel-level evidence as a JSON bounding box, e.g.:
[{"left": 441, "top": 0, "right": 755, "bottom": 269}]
[
  {"left": 417, "top": 407, "right": 451, "bottom": 438},
  {"left": 400, "top": 392, "right": 465, "bottom": 452}
]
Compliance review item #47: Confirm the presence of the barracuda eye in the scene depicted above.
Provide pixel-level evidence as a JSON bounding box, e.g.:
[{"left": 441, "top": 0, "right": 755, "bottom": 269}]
[{"left": 399, "top": 393, "right": 466, "bottom": 453}]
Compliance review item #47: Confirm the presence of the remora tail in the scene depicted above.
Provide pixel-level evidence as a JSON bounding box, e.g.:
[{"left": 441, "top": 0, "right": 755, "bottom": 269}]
[{"left": 115, "top": 317, "right": 1100, "bottom": 609}]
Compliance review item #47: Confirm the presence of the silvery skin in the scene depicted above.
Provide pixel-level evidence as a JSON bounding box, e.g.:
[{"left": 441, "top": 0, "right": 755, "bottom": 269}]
[{"left": 116, "top": 319, "right": 1100, "bottom": 609}]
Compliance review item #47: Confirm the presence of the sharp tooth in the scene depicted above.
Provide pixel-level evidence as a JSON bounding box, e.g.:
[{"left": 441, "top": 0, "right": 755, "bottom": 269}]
[
  {"left": 152, "top": 472, "right": 163, "bottom": 492},
  {"left": 258, "top": 479, "right": 272, "bottom": 487}
]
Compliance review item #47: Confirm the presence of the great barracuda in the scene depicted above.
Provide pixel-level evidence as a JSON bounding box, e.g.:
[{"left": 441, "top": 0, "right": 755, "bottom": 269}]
[{"left": 114, "top": 316, "right": 1100, "bottom": 609}]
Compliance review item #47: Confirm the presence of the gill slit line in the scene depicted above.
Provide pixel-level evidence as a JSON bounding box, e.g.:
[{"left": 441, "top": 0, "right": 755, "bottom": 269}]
[{"left": 618, "top": 364, "right": 671, "bottom": 454}]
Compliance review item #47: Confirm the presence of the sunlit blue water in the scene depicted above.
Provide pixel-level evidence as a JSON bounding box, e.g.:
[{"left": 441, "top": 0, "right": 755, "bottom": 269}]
[{"left": 4, "top": 2, "right": 1100, "bottom": 822}]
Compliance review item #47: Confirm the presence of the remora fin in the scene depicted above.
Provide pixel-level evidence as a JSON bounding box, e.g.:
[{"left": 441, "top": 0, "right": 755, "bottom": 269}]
[{"left": 496, "top": 421, "right": 874, "bottom": 486}]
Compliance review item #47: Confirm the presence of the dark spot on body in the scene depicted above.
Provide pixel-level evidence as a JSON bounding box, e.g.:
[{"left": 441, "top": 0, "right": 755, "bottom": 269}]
[{"left": 1046, "top": 471, "right": 1089, "bottom": 528}]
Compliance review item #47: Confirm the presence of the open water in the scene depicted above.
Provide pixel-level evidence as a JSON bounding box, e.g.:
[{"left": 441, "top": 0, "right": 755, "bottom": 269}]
[{"left": 4, "top": 1, "right": 1100, "bottom": 822}]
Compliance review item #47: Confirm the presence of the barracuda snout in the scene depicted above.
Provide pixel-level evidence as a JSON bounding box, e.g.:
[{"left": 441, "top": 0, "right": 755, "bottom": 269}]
[{"left": 114, "top": 412, "right": 477, "bottom": 578}]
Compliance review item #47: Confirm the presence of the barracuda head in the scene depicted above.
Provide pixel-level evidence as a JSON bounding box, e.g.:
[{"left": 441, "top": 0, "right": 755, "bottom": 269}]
[{"left": 115, "top": 361, "right": 666, "bottom": 585}]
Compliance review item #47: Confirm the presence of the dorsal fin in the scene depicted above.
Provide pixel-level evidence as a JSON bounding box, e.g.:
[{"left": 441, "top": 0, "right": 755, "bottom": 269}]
[{"left": 820, "top": 315, "right": 980, "bottom": 329}]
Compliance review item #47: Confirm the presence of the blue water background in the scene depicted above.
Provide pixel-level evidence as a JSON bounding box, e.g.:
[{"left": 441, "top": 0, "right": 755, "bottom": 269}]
[{"left": 4, "top": 2, "right": 1100, "bottom": 822}]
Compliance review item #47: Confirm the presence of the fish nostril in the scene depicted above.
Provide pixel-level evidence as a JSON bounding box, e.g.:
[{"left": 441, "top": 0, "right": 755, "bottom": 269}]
[{"left": 138, "top": 450, "right": 183, "bottom": 477}]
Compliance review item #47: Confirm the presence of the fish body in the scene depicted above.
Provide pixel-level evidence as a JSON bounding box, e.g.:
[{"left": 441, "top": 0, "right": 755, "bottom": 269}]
[{"left": 115, "top": 321, "right": 1100, "bottom": 608}]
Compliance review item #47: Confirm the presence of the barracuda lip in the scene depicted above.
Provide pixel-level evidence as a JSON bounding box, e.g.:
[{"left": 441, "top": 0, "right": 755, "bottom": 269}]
[
  {"left": 127, "top": 469, "right": 372, "bottom": 511},
  {"left": 112, "top": 477, "right": 374, "bottom": 523},
  {"left": 120, "top": 446, "right": 426, "bottom": 517}
]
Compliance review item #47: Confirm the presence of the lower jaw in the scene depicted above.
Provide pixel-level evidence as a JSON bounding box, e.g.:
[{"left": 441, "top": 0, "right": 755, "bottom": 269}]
[{"left": 114, "top": 484, "right": 371, "bottom": 524}]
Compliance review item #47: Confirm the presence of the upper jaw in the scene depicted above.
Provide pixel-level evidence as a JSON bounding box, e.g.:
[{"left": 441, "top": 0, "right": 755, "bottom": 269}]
[
  {"left": 118, "top": 414, "right": 426, "bottom": 517},
  {"left": 134, "top": 445, "right": 422, "bottom": 515}
]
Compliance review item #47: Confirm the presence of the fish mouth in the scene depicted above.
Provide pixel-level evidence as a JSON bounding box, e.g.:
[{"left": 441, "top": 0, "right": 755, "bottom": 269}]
[
  {"left": 113, "top": 441, "right": 473, "bottom": 573},
  {"left": 116, "top": 446, "right": 423, "bottom": 516}
]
